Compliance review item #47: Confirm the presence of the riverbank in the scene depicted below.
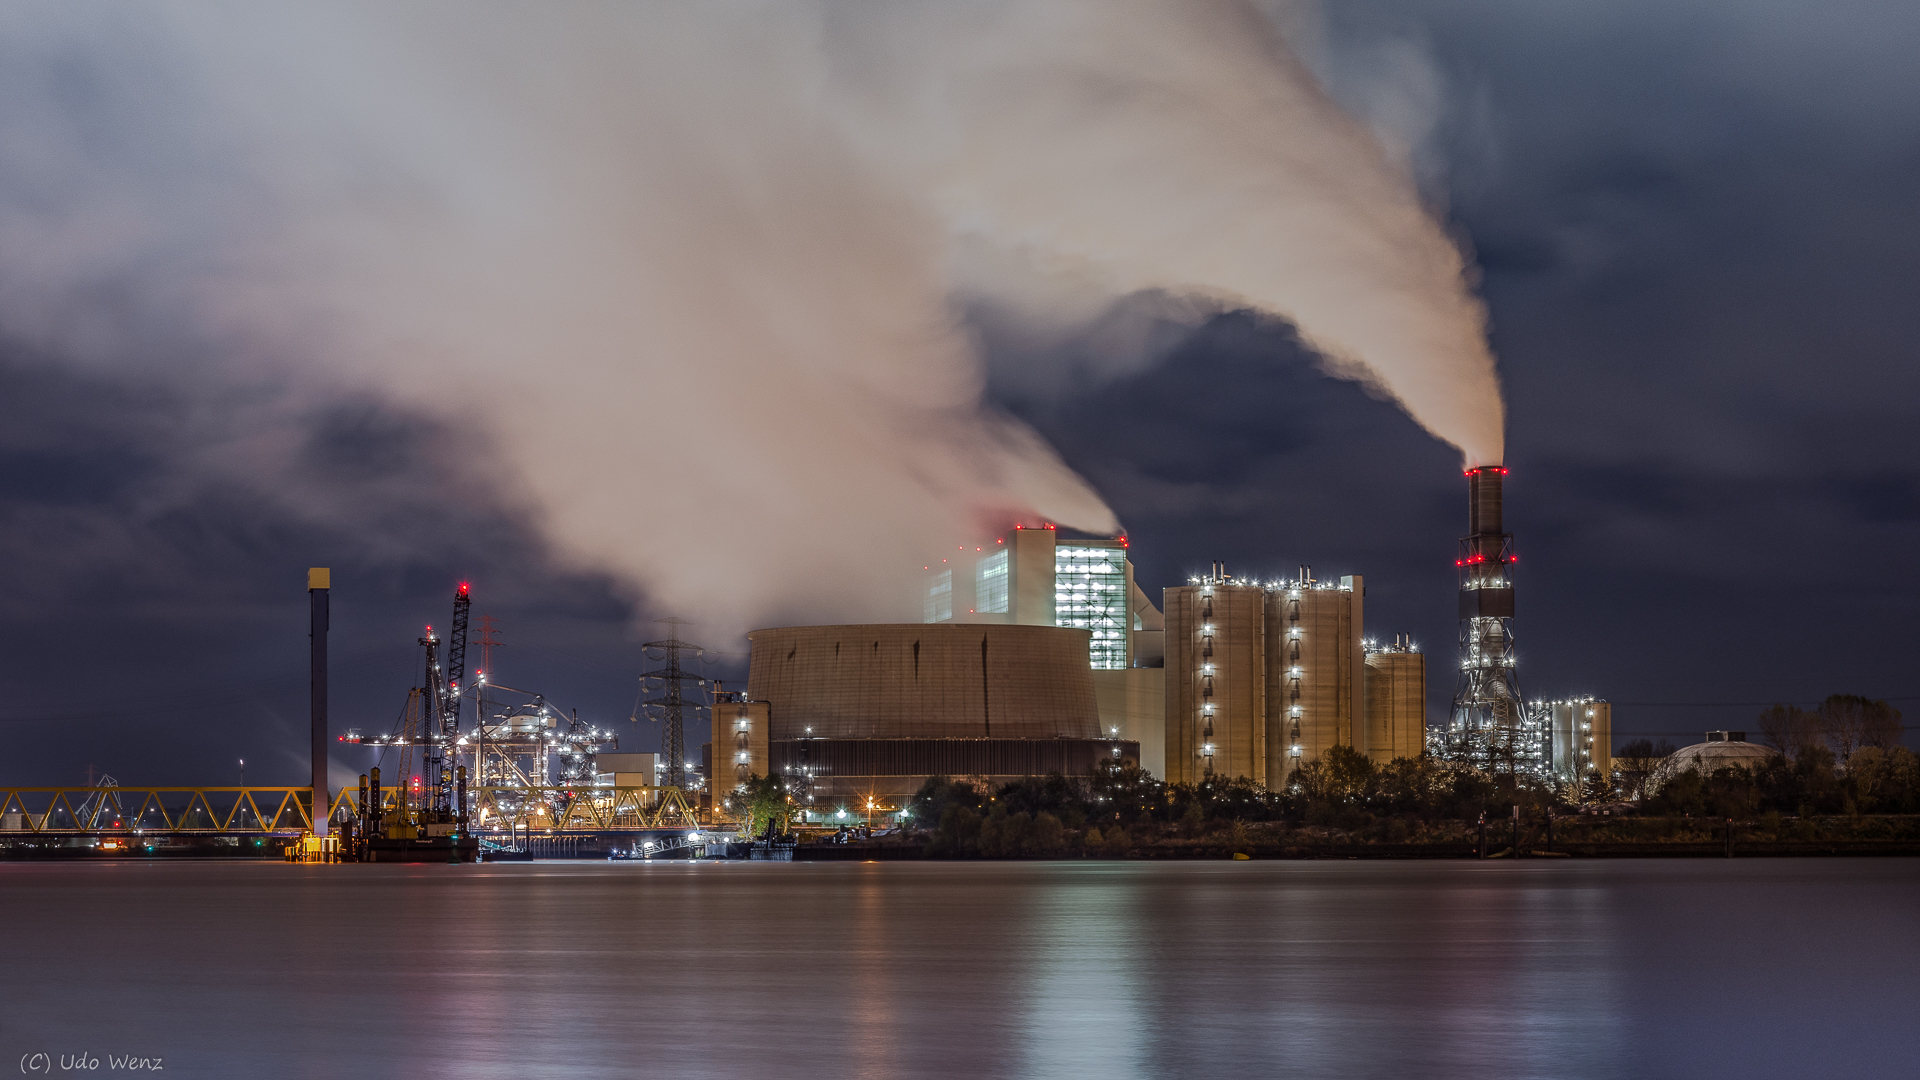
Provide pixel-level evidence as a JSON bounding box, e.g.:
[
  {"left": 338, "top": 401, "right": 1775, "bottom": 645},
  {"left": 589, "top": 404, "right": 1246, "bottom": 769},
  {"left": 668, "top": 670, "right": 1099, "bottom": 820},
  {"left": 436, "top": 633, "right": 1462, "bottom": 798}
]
[{"left": 803, "top": 814, "right": 1920, "bottom": 859}]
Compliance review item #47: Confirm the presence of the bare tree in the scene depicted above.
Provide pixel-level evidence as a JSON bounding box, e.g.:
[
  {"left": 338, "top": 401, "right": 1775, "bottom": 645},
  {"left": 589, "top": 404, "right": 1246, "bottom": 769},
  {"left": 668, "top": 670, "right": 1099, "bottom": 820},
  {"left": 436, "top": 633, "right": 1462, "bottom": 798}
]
[
  {"left": 1863, "top": 701, "right": 1904, "bottom": 750},
  {"left": 1819, "top": 695, "right": 1903, "bottom": 763},
  {"left": 1613, "top": 739, "right": 1674, "bottom": 801},
  {"left": 1757, "top": 704, "right": 1819, "bottom": 759}
]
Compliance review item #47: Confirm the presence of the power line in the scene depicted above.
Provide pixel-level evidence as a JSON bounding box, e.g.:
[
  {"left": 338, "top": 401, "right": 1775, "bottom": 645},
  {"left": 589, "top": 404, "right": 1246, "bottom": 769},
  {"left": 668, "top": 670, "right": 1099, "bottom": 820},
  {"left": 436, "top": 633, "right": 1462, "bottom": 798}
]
[
  {"left": 0, "top": 648, "right": 395, "bottom": 725},
  {"left": 1610, "top": 696, "right": 1920, "bottom": 708}
]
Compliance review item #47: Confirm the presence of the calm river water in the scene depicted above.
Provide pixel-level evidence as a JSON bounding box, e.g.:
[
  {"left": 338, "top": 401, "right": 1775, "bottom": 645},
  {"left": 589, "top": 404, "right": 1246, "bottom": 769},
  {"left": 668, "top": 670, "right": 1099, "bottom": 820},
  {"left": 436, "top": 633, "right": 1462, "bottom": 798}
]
[{"left": 2, "top": 859, "right": 1915, "bottom": 1079}]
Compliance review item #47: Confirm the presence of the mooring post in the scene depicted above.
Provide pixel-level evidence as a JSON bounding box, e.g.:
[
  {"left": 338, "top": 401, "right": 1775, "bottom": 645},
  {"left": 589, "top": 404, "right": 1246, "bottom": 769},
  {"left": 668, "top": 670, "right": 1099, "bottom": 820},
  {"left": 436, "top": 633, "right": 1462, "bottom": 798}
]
[
  {"left": 1511, "top": 804, "right": 1520, "bottom": 858},
  {"left": 310, "top": 568, "right": 330, "bottom": 840},
  {"left": 1477, "top": 811, "right": 1486, "bottom": 859}
]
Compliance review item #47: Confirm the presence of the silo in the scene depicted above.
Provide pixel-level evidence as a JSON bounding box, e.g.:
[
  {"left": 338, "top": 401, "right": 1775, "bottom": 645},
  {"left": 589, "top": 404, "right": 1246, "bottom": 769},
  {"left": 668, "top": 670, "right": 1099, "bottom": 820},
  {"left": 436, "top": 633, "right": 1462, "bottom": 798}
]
[
  {"left": 1547, "top": 698, "right": 1612, "bottom": 783},
  {"left": 1363, "top": 636, "right": 1427, "bottom": 764},
  {"left": 1164, "top": 566, "right": 1265, "bottom": 786},
  {"left": 1265, "top": 569, "right": 1362, "bottom": 788}
]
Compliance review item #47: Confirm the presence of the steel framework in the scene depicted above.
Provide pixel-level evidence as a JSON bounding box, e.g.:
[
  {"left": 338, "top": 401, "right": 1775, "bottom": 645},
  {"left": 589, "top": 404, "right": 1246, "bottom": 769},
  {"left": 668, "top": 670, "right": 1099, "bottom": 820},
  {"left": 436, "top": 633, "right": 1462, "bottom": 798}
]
[{"left": 467, "top": 785, "right": 701, "bottom": 832}]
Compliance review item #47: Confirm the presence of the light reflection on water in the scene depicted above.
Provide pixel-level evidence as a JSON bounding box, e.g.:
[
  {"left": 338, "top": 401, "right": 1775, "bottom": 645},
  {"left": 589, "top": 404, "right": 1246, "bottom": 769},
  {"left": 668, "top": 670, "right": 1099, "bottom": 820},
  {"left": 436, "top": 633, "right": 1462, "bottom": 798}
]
[{"left": 2, "top": 859, "right": 1914, "bottom": 1079}]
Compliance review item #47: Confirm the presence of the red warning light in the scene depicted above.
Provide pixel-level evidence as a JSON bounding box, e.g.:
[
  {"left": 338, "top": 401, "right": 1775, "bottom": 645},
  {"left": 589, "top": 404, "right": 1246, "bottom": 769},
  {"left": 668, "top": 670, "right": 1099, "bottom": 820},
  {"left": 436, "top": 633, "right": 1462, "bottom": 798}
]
[{"left": 458, "top": 582, "right": 470, "bottom": 595}]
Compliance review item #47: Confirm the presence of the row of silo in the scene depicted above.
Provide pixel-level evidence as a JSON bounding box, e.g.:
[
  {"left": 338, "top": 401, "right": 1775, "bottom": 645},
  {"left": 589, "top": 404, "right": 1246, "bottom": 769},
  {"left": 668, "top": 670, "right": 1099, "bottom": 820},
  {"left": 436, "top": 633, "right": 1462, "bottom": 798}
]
[{"left": 1165, "top": 566, "right": 1425, "bottom": 788}]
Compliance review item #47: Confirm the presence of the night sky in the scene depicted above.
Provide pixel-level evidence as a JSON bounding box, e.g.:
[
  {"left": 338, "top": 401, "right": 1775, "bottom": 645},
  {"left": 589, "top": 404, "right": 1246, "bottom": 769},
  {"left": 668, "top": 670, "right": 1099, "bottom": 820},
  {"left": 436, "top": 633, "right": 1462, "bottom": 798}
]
[{"left": 4, "top": 0, "right": 1917, "bottom": 786}]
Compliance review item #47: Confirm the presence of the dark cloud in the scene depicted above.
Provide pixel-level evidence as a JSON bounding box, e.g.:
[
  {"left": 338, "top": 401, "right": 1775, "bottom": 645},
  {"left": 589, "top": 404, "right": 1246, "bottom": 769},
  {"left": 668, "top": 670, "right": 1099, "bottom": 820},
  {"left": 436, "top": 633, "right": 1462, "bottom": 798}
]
[
  {"left": 1004, "top": 0, "right": 1920, "bottom": 741},
  {"left": 0, "top": 355, "right": 701, "bottom": 787},
  {"left": 6, "top": 0, "right": 1918, "bottom": 788}
]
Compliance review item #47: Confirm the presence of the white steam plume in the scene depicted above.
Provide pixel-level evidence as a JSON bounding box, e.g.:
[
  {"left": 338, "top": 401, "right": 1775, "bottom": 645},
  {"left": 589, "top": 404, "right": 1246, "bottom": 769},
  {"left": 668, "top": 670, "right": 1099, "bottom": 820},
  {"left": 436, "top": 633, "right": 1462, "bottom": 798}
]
[{"left": 0, "top": 2, "right": 1502, "bottom": 634}]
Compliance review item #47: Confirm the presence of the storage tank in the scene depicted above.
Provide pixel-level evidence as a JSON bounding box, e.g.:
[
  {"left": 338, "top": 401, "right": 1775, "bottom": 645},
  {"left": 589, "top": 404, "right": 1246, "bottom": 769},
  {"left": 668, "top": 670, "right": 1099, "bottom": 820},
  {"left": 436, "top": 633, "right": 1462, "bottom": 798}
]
[
  {"left": 1546, "top": 698, "right": 1612, "bottom": 782},
  {"left": 1164, "top": 566, "right": 1265, "bottom": 785},
  {"left": 1264, "top": 569, "right": 1362, "bottom": 788},
  {"left": 1363, "top": 636, "right": 1426, "bottom": 764}
]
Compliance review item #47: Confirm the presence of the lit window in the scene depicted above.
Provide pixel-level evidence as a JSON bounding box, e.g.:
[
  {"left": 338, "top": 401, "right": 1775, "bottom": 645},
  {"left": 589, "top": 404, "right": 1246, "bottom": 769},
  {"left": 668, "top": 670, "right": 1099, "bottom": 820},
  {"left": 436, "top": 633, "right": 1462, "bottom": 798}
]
[{"left": 925, "top": 570, "right": 953, "bottom": 623}]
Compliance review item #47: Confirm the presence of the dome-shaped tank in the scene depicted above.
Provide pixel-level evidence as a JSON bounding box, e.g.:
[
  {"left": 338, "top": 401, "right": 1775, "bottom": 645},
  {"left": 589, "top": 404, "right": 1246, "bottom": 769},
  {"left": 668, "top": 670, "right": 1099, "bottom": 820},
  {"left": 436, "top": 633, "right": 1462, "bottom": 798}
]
[{"left": 1649, "top": 733, "right": 1780, "bottom": 791}]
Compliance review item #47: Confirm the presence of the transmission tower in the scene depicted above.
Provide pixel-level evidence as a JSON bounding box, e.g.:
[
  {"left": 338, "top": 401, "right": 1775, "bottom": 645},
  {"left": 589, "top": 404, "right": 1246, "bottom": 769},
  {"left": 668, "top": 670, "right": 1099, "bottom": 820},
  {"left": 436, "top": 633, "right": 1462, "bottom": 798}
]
[
  {"left": 476, "top": 613, "right": 503, "bottom": 679},
  {"left": 632, "top": 619, "right": 707, "bottom": 791}
]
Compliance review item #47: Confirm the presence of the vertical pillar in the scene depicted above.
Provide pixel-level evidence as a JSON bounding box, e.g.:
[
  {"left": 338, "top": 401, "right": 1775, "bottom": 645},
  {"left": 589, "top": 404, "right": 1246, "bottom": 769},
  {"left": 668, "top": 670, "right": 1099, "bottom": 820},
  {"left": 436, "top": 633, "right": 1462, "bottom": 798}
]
[{"left": 309, "top": 567, "right": 330, "bottom": 838}]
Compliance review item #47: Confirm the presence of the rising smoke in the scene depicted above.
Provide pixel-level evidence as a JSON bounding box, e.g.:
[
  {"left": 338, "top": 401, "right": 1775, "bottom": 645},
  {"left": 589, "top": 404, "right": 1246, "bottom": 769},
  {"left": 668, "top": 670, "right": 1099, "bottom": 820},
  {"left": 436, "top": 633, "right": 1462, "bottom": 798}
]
[{"left": 0, "top": 1, "right": 1502, "bottom": 633}]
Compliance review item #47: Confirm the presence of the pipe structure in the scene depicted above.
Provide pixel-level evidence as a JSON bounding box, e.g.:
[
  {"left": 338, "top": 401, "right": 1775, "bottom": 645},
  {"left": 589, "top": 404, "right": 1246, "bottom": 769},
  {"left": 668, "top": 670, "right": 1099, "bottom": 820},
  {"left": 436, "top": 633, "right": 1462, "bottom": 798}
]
[{"left": 309, "top": 567, "right": 331, "bottom": 838}]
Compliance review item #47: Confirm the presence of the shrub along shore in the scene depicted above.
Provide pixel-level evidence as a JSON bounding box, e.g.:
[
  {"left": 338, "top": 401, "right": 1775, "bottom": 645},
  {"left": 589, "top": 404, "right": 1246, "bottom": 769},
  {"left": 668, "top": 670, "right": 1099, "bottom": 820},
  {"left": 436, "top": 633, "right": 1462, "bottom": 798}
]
[{"left": 836, "top": 745, "right": 1920, "bottom": 859}]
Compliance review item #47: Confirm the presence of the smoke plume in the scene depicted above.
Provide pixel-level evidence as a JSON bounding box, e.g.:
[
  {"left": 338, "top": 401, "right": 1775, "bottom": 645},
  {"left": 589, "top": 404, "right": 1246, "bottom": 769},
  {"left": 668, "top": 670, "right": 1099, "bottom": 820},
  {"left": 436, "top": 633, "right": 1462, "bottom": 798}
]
[{"left": 0, "top": 2, "right": 1502, "bottom": 633}]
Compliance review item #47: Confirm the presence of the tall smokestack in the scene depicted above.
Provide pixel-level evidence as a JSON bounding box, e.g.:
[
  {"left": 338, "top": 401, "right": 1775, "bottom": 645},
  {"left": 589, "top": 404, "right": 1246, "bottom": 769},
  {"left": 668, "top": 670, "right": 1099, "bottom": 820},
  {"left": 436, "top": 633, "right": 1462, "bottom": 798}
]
[
  {"left": 1446, "top": 467, "right": 1538, "bottom": 773},
  {"left": 1467, "top": 466, "right": 1504, "bottom": 538},
  {"left": 309, "top": 567, "right": 330, "bottom": 838}
]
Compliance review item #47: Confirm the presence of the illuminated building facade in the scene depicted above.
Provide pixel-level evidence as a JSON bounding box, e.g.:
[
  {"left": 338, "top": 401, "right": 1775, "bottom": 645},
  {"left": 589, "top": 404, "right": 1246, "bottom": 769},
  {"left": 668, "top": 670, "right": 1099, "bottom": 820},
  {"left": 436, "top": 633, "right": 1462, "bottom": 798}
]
[{"left": 924, "top": 525, "right": 1167, "bottom": 776}]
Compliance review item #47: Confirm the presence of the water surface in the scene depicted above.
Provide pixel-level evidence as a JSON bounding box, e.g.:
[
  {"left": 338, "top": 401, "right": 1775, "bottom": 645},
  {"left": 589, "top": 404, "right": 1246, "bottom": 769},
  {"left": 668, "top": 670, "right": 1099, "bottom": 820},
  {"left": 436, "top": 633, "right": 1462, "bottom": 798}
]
[{"left": 3, "top": 859, "right": 1914, "bottom": 1078}]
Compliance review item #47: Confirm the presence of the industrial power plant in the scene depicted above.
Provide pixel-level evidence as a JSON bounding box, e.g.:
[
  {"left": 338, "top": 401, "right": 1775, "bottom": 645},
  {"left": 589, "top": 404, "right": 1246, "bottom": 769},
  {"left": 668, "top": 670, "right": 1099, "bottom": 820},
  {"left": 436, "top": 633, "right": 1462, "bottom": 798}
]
[
  {"left": 668, "top": 463, "right": 1613, "bottom": 834},
  {"left": 1, "top": 463, "right": 1613, "bottom": 860}
]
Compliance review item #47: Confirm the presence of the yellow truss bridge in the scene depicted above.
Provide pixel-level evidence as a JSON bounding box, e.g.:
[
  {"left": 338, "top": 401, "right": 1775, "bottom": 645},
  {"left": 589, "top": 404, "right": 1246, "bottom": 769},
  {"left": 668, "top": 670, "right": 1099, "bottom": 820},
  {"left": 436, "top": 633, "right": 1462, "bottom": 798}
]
[
  {"left": 0, "top": 787, "right": 318, "bottom": 836},
  {"left": 0, "top": 785, "right": 708, "bottom": 837}
]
